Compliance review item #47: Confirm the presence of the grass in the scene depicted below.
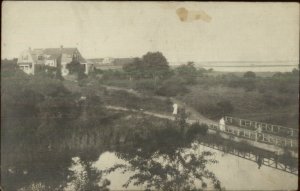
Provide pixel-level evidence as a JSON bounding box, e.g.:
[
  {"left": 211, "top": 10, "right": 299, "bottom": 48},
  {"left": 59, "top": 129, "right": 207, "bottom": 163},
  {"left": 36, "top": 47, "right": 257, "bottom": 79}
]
[
  {"left": 103, "top": 89, "right": 173, "bottom": 114},
  {"left": 177, "top": 84, "right": 298, "bottom": 128}
]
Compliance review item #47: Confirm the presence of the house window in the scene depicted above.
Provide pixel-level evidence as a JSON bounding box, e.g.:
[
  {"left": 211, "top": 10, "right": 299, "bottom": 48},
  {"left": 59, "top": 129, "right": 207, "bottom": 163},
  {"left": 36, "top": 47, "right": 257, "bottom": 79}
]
[
  {"left": 73, "top": 54, "right": 78, "bottom": 60},
  {"left": 38, "top": 55, "right": 43, "bottom": 60}
]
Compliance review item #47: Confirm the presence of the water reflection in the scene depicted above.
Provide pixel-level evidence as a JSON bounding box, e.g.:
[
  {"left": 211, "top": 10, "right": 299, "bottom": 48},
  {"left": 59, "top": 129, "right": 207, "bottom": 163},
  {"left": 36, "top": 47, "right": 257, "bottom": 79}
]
[
  {"left": 105, "top": 126, "right": 220, "bottom": 191},
  {"left": 2, "top": 150, "right": 73, "bottom": 191},
  {"left": 2, "top": 116, "right": 221, "bottom": 191},
  {"left": 66, "top": 156, "right": 110, "bottom": 191}
]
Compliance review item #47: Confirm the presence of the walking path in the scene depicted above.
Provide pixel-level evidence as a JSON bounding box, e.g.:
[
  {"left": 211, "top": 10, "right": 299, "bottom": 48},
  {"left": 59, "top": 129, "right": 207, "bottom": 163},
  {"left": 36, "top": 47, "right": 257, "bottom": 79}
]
[{"left": 64, "top": 81, "right": 297, "bottom": 155}]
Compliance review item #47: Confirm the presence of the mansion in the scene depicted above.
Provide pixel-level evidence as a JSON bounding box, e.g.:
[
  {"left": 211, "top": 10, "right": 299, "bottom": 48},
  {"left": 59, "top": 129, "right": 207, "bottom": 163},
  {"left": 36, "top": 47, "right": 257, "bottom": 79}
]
[{"left": 17, "top": 46, "right": 93, "bottom": 76}]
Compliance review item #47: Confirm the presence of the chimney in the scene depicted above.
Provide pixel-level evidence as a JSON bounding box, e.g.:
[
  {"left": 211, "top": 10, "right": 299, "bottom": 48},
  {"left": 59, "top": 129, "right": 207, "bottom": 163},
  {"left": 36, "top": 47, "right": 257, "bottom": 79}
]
[
  {"left": 60, "top": 45, "right": 63, "bottom": 51},
  {"left": 28, "top": 47, "right": 31, "bottom": 51}
]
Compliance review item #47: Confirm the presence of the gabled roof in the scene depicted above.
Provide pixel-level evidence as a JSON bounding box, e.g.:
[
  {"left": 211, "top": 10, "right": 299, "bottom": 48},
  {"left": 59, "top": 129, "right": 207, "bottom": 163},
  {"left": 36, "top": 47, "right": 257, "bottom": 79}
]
[
  {"left": 27, "top": 47, "right": 86, "bottom": 63},
  {"left": 44, "top": 48, "right": 77, "bottom": 55}
]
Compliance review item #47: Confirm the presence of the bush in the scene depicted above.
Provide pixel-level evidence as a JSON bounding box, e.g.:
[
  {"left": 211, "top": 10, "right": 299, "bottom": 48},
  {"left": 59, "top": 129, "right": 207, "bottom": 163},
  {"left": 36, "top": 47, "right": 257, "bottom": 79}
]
[
  {"left": 216, "top": 100, "right": 234, "bottom": 116},
  {"left": 193, "top": 100, "right": 234, "bottom": 120},
  {"left": 66, "top": 60, "right": 86, "bottom": 80},
  {"left": 185, "top": 123, "right": 208, "bottom": 141},
  {"left": 35, "top": 65, "right": 62, "bottom": 79},
  {"left": 134, "top": 79, "right": 157, "bottom": 92},
  {"left": 175, "top": 62, "right": 198, "bottom": 84},
  {"left": 156, "top": 77, "right": 188, "bottom": 97},
  {"left": 243, "top": 71, "right": 256, "bottom": 79}
]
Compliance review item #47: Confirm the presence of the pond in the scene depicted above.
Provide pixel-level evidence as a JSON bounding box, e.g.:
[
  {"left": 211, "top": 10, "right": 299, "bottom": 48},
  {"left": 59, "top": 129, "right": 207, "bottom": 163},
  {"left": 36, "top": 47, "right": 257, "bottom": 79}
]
[
  {"left": 1, "top": 114, "right": 298, "bottom": 191},
  {"left": 94, "top": 144, "right": 297, "bottom": 191}
]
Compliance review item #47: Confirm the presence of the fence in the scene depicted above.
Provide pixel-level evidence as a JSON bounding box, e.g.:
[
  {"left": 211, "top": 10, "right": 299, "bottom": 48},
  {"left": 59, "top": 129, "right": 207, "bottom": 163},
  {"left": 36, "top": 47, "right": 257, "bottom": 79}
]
[
  {"left": 200, "top": 142, "right": 298, "bottom": 176},
  {"left": 224, "top": 116, "right": 298, "bottom": 138},
  {"left": 189, "top": 118, "right": 298, "bottom": 148}
]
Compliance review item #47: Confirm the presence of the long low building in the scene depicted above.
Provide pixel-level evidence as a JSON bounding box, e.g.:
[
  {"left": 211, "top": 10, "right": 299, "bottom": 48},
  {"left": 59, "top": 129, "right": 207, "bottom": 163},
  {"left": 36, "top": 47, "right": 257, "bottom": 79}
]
[
  {"left": 88, "top": 57, "right": 135, "bottom": 70},
  {"left": 17, "top": 46, "right": 93, "bottom": 76}
]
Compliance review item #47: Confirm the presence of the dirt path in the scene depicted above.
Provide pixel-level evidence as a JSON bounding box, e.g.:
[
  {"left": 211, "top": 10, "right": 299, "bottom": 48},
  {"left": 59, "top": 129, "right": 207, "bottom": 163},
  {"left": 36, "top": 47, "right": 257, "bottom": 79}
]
[
  {"left": 64, "top": 79, "right": 216, "bottom": 123},
  {"left": 99, "top": 84, "right": 218, "bottom": 124},
  {"left": 105, "top": 105, "right": 176, "bottom": 121}
]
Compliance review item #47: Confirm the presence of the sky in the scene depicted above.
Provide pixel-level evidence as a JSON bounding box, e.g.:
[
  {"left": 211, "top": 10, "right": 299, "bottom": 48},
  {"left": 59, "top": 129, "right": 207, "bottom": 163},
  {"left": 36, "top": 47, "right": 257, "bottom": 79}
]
[{"left": 1, "top": 2, "right": 299, "bottom": 64}]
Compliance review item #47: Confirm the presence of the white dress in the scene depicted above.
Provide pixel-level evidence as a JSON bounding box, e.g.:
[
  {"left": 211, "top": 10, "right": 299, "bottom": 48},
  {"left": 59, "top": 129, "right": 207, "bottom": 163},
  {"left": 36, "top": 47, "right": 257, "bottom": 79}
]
[
  {"left": 219, "top": 117, "right": 226, "bottom": 131},
  {"left": 173, "top": 103, "right": 178, "bottom": 115}
]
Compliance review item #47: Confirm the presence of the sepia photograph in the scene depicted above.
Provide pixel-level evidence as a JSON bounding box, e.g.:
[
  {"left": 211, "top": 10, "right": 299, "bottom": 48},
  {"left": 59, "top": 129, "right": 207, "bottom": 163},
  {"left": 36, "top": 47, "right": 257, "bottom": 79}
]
[{"left": 1, "top": 1, "right": 299, "bottom": 191}]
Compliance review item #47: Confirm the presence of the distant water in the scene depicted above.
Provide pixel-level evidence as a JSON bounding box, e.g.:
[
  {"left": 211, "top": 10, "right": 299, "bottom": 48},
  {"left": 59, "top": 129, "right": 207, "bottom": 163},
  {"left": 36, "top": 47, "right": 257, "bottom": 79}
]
[
  {"left": 170, "top": 62, "right": 299, "bottom": 72},
  {"left": 201, "top": 65, "right": 298, "bottom": 72}
]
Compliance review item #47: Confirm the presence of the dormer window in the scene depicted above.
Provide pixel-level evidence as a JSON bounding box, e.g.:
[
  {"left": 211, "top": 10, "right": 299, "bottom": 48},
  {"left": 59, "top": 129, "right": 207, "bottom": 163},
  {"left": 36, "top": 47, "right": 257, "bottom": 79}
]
[{"left": 38, "top": 55, "right": 43, "bottom": 60}]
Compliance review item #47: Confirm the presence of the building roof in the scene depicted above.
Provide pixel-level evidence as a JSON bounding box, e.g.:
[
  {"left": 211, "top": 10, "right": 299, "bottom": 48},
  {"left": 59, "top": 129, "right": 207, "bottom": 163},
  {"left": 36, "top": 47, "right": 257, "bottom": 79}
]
[
  {"left": 88, "top": 57, "right": 134, "bottom": 66},
  {"left": 44, "top": 48, "right": 76, "bottom": 55},
  {"left": 26, "top": 47, "right": 86, "bottom": 63}
]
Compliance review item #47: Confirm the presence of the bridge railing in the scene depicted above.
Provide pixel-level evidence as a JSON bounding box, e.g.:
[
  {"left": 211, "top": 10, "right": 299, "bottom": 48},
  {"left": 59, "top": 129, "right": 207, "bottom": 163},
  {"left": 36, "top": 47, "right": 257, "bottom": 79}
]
[
  {"left": 190, "top": 118, "right": 298, "bottom": 148},
  {"left": 224, "top": 116, "right": 299, "bottom": 138},
  {"left": 199, "top": 142, "right": 298, "bottom": 176}
]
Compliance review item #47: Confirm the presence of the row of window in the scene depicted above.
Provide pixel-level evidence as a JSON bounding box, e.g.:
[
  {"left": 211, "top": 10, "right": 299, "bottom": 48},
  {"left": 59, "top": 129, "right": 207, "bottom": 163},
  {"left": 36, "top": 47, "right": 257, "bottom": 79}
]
[
  {"left": 22, "top": 53, "right": 78, "bottom": 61},
  {"left": 225, "top": 117, "right": 297, "bottom": 136},
  {"left": 225, "top": 126, "right": 296, "bottom": 147},
  {"left": 20, "top": 65, "right": 31, "bottom": 70}
]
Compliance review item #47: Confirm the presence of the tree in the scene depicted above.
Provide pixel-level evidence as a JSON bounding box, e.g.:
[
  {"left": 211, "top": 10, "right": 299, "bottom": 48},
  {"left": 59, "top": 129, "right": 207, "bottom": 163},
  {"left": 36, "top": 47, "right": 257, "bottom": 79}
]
[
  {"left": 185, "top": 123, "right": 208, "bottom": 142},
  {"left": 242, "top": 71, "right": 257, "bottom": 91},
  {"left": 141, "top": 52, "right": 170, "bottom": 80},
  {"left": 175, "top": 62, "right": 198, "bottom": 84},
  {"left": 155, "top": 76, "right": 188, "bottom": 97},
  {"left": 122, "top": 57, "right": 143, "bottom": 79},
  {"left": 105, "top": 127, "right": 221, "bottom": 191},
  {"left": 66, "top": 60, "right": 86, "bottom": 80},
  {"left": 69, "top": 157, "right": 110, "bottom": 191},
  {"left": 35, "top": 65, "right": 62, "bottom": 79},
  {"left": 243, "top": 71, "right": 256, "bottom": 79},
  {"left": 216, "top": 100, "right": 234, "bottom": 117},
  {"left": 176, "top": 107, "right": 188, "bottom": 133},
  {"left": 122, "top": 52, "right": 171, "bottom": 89}
]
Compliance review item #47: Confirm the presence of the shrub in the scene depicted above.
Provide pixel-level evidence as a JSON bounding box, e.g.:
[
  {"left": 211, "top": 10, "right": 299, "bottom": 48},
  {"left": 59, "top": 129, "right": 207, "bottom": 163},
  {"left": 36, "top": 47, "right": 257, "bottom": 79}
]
[
  {"left": 134, "top": 79, "right": 157, "bottom": 92},
  {"left": 175, "top": 62, "right": 198, "bottom": 84},
  {"left": 185, "top": 123, "right": 208, "bottom": 141},
  {"left": 156, "top": 77, "right": 188, "bottom": 97},
  {"left": 243, "top": 71, "right": 256, "bottom": 79}
]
